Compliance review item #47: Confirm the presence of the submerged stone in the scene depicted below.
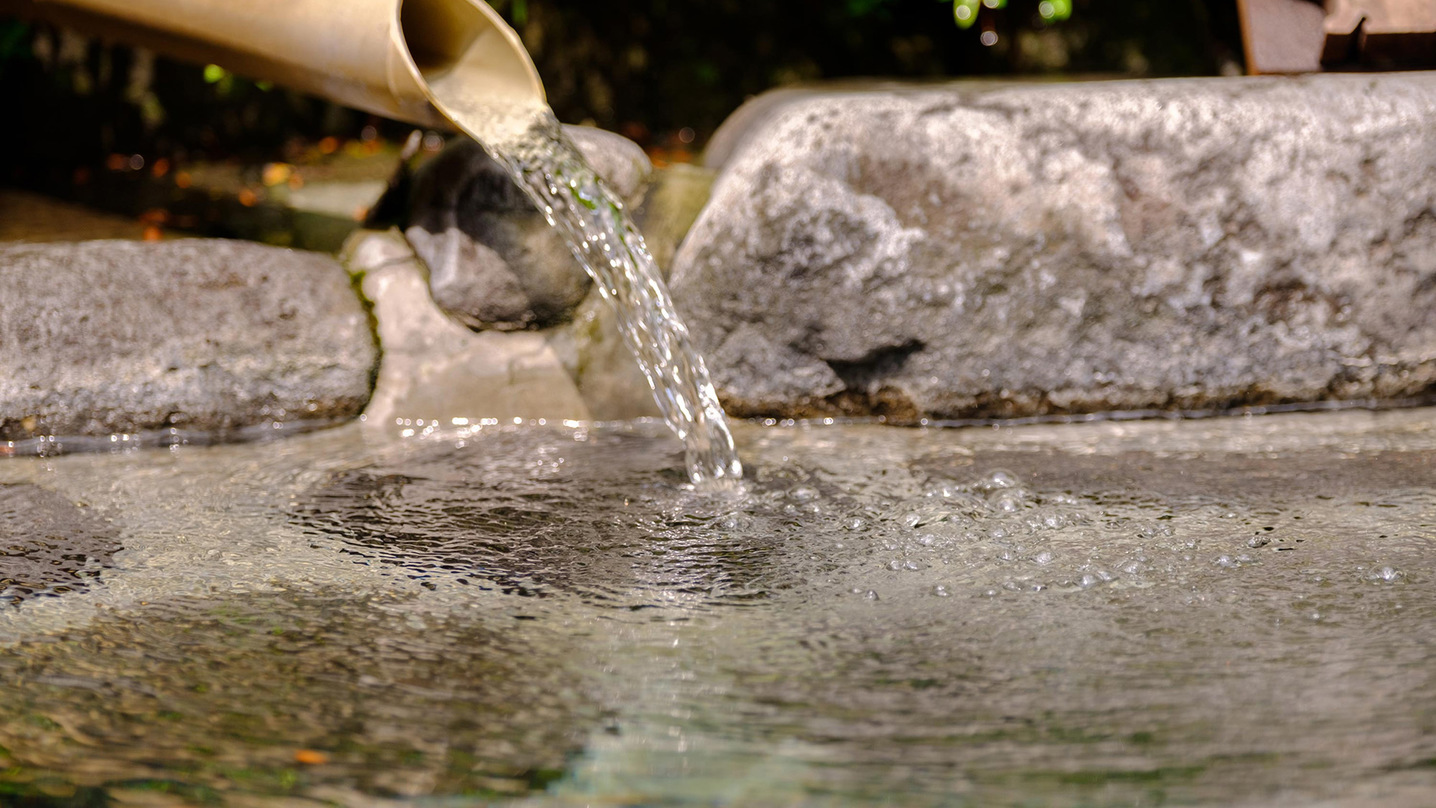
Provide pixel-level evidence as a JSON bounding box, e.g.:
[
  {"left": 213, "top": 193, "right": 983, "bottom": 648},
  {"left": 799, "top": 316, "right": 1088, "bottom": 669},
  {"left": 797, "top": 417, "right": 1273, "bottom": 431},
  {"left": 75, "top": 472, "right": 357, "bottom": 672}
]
[
  {"left": 0, "top": 239, "right": 376, "bottom": 444},
  {"left": 672, "top": 74, "right": 1436, "bottom": 421},
  {"left": 405, "top": 125, "right": 653, "bottom": 331},
  {"left": 0, "top": 483, "right": 119, "bottom": 604}
]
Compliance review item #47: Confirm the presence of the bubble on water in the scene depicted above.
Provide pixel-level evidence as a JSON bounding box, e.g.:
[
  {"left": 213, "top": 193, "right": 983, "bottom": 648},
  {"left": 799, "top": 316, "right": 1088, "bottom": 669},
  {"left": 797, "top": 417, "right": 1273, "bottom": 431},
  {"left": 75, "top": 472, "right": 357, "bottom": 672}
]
[
  {"left": 933, "top": 585, "right": 951, "bottom": 597},
  {"left": 1137, "top": 523, "right": 1175, "bottom": 539},
  {"left": 844, "top": 517, "right": 867, "bottom": 531},
  {"left": 717, "top": 513, "right": 752, "bottom": 531},
  {"left": 1215, "top": 555, "right": 1255, "bottom": 569},
  {"left": 903, "top": 507, "right": 954, "bottom": 529},
  {"left": 983, "top": 469, "right": 1020, "bottom": 490},
  {"left": 1370, "top": 566, "right": 1403, "bottom": 583},
  {"left": 988, "top": 490, "right": 1025, "bottom": 514},
  {"left": 789, "top": 486, "right": 819, "bottom": 502},
  {"left": 1032, "top": 551, "right": 1054, "bottom": 565},
  {"left": 1248, "top": 535, "right": 1272, "bottom": 548}
]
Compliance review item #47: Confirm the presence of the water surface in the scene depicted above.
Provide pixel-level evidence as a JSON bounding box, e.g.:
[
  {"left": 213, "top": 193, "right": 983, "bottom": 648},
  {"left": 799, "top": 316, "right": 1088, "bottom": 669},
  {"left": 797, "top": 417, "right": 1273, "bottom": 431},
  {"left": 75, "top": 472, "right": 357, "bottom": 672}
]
[{"left": 1, "top": 410, "right": 1434, "bottom": 806}]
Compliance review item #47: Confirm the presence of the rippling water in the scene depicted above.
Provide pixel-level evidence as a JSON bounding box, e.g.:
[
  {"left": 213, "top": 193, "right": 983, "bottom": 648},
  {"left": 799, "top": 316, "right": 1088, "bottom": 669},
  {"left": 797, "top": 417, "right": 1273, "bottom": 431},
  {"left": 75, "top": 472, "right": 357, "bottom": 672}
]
[{"left": 1, "top": 410, "right": 1434, "bottom": 806}]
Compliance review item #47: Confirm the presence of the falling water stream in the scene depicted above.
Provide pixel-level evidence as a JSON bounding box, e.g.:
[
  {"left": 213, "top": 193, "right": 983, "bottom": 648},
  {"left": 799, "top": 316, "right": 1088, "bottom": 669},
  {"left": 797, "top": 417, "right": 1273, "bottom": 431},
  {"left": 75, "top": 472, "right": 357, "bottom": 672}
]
[{"left": 422, "top": 81, "right": 742, "bottom": 487}]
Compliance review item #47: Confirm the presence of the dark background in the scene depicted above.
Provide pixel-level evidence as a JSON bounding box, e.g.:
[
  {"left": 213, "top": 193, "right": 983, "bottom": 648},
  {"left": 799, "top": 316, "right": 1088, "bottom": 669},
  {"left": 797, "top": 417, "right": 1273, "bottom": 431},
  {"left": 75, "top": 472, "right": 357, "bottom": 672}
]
[{"left": 0, "top": 0, "right": 1244, "bottom": 179}]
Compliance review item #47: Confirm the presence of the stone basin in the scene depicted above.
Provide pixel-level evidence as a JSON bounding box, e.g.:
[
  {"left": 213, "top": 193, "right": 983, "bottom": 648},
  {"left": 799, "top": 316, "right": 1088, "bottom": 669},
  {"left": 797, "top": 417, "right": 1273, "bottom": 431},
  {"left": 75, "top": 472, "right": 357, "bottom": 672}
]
[{"left": 1, "top": 407, "right": 1433, "bottom": 806}]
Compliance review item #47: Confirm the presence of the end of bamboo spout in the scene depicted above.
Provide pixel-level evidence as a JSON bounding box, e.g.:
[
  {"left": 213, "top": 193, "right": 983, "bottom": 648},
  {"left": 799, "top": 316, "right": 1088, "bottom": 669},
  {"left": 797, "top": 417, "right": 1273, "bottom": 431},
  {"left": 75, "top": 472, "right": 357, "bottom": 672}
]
[{"left": 396, "top": 0, "right": 545, "bottom": 109}]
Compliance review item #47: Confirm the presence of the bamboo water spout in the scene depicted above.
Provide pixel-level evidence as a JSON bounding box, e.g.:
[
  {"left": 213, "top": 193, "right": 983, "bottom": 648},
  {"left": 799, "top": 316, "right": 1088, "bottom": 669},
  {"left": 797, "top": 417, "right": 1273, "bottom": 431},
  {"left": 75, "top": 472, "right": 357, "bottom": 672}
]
[{"left": 0, "top": 0, "right": 544, "bottom": 128}]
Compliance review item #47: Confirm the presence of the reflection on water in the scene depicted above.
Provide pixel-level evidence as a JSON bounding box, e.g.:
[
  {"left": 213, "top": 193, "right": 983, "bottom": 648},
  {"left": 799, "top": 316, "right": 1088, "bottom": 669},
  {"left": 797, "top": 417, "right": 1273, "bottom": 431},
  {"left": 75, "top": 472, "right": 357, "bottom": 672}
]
[{"left": 1, "top": 410, "right": 1435, "bottom": 806}]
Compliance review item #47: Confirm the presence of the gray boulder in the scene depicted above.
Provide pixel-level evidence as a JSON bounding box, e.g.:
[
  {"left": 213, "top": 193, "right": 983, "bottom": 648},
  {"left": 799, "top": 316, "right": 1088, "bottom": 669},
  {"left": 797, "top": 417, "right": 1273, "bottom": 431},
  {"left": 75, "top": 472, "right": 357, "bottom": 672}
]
[
  {"left": 406, "top": 125, "right": 652, "bottom": 331},
  {"left": 0, "top": 239, "right": 376, "bottom": 443},
  {"left": 672, "top": 74, "right": 1436, "bottom": 421}
]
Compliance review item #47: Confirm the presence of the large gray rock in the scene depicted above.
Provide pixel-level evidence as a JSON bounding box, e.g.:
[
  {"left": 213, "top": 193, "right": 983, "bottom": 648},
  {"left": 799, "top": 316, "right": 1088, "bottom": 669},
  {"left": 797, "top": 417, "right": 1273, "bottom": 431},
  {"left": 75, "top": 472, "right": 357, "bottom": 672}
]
[
  {"left": 0, "top": 239, "right": 376, "bottom": 443},
  {"left": 672, "top": 74, "right": 1436, "bottom": 421},
  {"left": 406, "top": 125, "right": 652, "bottom": 331}
]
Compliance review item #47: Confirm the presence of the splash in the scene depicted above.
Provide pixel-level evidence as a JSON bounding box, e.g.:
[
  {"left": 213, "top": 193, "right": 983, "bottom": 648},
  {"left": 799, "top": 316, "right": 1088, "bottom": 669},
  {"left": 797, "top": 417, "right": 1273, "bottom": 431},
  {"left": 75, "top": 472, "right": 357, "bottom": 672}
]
[{"left": 425, "top": 86, "right": 741, "bottom": 487}]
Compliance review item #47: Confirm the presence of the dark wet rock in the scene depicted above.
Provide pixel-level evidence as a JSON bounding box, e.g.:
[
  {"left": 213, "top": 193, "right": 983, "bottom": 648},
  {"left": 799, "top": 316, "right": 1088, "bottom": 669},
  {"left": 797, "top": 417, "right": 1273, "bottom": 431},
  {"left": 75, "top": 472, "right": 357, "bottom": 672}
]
[
  {"left": 0, "top": 239, "right": 376, "bottom": 443},
  {"left": 673, "top": 74, "right": 1436, "bottom": 421},
  {"left": 405, "top": 126, "right": 652, "bottom": 331},
  {"left": 0, "top": 484, "right": 119, "bottom": 604}
]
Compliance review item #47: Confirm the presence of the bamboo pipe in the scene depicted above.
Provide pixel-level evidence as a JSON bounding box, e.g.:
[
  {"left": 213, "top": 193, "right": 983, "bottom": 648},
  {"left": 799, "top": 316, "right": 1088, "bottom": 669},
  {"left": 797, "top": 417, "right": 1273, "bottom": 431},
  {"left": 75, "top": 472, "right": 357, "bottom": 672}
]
[{"left": 0, "top": 0, "right": 545, "bottom": 128}]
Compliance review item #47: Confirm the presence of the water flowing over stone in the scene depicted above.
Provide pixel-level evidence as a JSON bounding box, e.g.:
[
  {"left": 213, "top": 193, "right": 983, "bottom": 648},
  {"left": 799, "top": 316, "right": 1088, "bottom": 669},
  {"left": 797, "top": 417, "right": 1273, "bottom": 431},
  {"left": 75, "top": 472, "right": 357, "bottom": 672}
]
[{"left": 422, "top": 87, "right": 741, "bottom": 486}]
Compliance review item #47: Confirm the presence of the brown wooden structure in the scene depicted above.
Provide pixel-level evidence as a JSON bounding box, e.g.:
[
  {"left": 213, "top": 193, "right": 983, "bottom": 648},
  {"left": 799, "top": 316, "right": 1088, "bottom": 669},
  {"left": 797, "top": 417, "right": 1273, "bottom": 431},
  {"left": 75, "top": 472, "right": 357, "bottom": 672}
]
[{"left": 1237, "top": 0, "right": 1436, "bottom": 73}]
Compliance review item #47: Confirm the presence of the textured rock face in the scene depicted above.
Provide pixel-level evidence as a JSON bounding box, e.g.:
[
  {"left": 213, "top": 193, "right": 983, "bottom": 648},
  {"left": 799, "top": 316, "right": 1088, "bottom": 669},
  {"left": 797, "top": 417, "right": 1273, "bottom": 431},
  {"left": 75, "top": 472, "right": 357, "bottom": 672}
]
[
  {"left": 671, "top": 74, "right": 1436, "bottom": 421},
  {"left": 0, "top": 240, "right": 376, "bottom": 443},
  {"left": 405, "top": 125, "right": 652, "bottom": 331}
]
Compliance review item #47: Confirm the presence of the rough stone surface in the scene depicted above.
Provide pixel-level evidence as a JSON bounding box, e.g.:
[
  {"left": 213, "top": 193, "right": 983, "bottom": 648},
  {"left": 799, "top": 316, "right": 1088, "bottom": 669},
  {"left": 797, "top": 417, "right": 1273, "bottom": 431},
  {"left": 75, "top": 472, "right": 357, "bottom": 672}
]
[
  {"left": 632, "top": 164, "right": 718, "bottom": 278},
  {"left": 672, "top": 74, "right": 1436, "bottom": 421},
  {"left": 405, "top": 125, "right": 652, "bottom": 331},
  {"left": 0, "top": 239, "right": 377, "bottom": 442},
  {"left": 344, "top": 230, "right": 596, "bottom": 431},
  {"left": 0, "top": 483, "right": 119, "bottom": 604}
]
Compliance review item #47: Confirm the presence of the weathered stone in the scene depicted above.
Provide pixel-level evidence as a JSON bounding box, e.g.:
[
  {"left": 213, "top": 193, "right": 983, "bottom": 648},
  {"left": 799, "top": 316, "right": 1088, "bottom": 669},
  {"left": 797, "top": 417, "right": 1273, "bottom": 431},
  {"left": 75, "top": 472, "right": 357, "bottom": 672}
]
[
  {"left": 0, "top": 483, "right": 119, "bottom": 604},
  {"left": 0, "top": 239, "right": 376, "bottom": 442},
  {"left": 344, "top": 230, "right": 593, "bottom": 431},
  {"left": 672, "top": 74, "right": 1436, "bottom": 421},
  {"left": 405, "top": 125, "right": 652, "bottom": 331},
  {"left": 632, "top": 163, "right": 718, "bottom": 278},
  {"left": 345, "top": 230, "right": 660, "bottom": 428}
]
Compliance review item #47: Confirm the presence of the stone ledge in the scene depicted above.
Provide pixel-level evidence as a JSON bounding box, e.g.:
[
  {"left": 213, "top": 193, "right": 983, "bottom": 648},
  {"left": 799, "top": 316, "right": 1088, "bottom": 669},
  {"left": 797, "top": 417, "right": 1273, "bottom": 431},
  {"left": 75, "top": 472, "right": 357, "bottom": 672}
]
[
  {"left": 673, "top": 73, "right": 1436, "bottom": 421},
  {"left": 0, "top": 239, "right": 377, "bottom": 446}
]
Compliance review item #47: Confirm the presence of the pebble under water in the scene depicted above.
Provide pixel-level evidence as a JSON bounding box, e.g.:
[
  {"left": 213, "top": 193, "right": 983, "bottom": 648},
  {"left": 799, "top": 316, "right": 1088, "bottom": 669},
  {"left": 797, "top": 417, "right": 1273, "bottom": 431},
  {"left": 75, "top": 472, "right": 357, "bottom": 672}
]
[{"left": 0, "top": 410, "right": 1434, "bottom": 806}]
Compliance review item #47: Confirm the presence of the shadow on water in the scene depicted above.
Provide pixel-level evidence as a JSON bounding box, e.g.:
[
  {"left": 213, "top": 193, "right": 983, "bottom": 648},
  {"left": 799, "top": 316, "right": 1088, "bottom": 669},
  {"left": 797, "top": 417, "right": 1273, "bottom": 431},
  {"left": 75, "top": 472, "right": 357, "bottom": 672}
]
[{"left": 1, "top": 484, "right": 120, "bottom": 606}]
